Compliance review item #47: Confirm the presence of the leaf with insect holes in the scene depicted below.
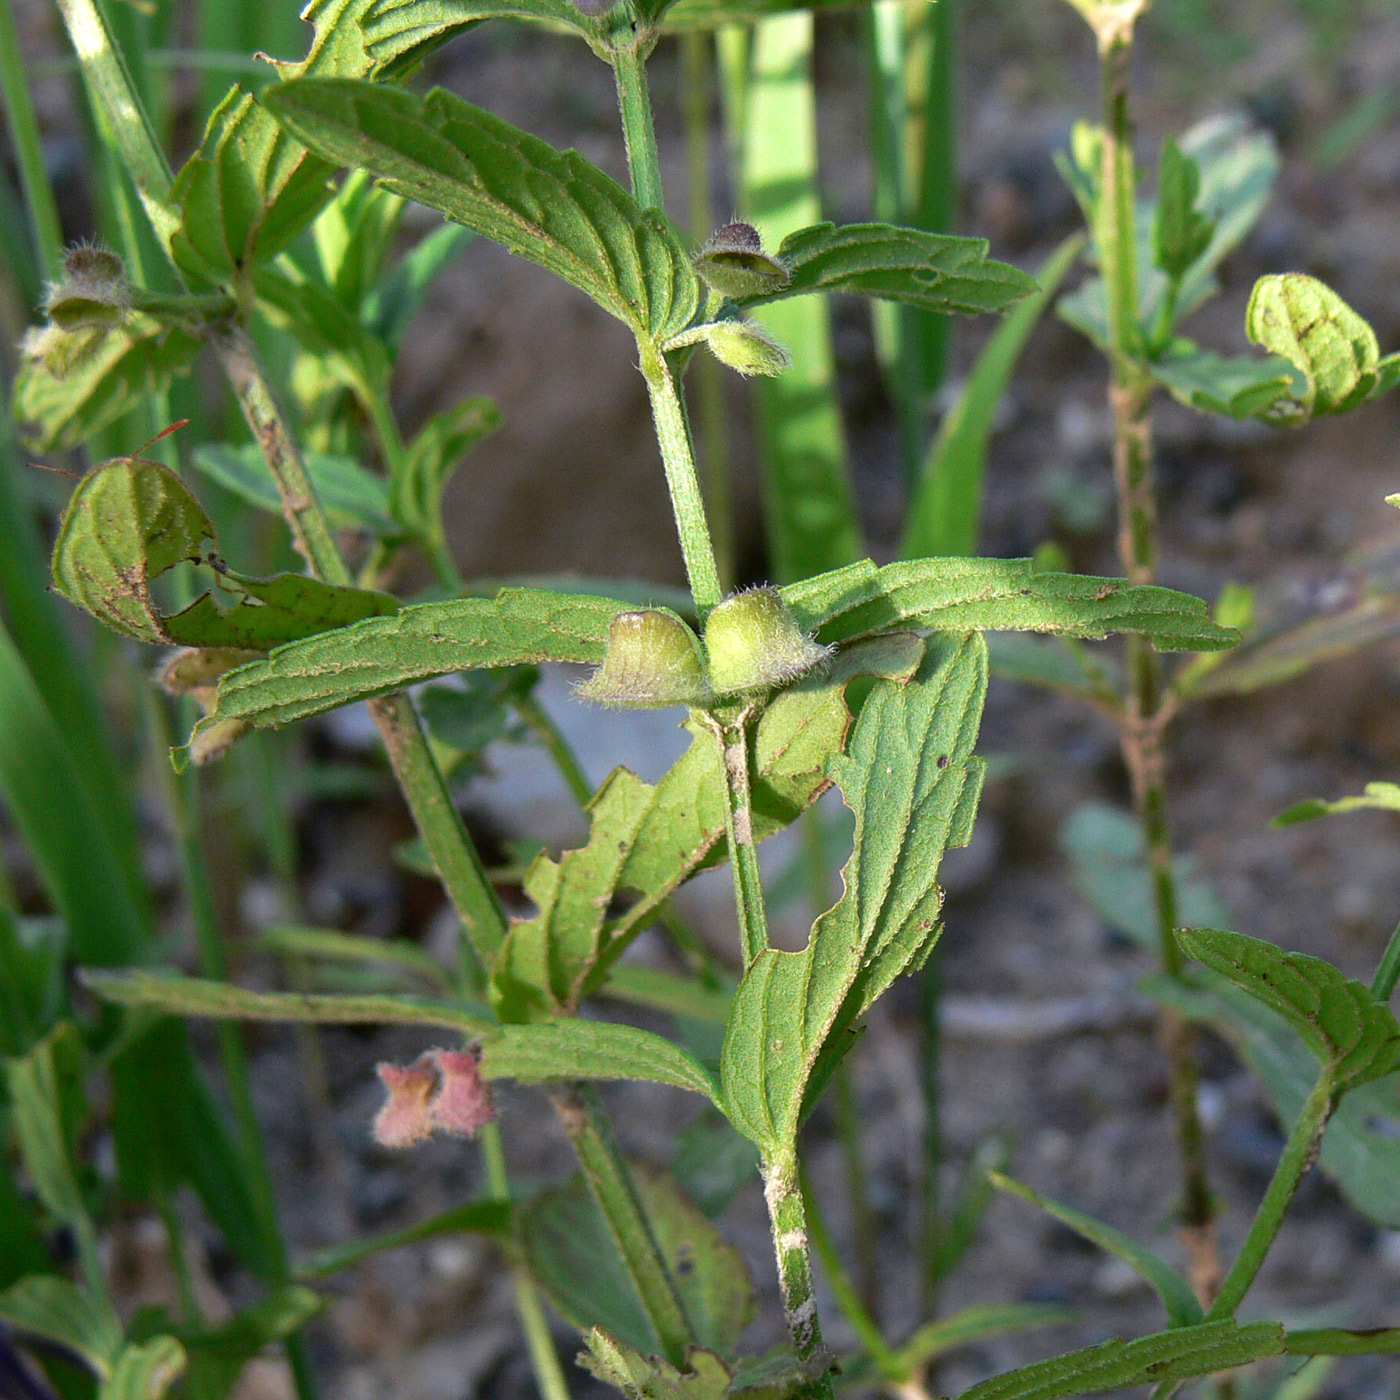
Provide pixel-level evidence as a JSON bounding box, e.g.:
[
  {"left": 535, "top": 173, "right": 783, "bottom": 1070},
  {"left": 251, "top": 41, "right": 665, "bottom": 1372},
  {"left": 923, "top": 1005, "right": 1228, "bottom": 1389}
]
[
  {"left": 736, "top": 222, "right": 1035, "bottom": 316},
  {"left": 988, "top": 1173, "right": 1202, "bottom": 1328},
  {"left": 261, "top": 80, "right": 700, "bottom": 340},
  {"left": 1246, "top": 274, "right": 1400, "bottom": 421},
  {"left": 1178, "top": 927, "right": 1400, "bottom": 1093},
  {"left": 0, "top": 1276, "right": 122, "bottom": 1379},
  {"left": 169, "top": 0, "right": 390, "bottom": 282},
  {"left": 782, "top": 556, "right": 1238, "bottom": 653},
  {"left": 1153, "top": 138, "right": 1215, "bottom": 282},
  {"left": 956, "top": 1321, "right": 1282, "bottom": 1400},
  {"left": 101, "top": 1337, "right": 186, "bottom": 1400},
  {"left": 51, "top": 457, "right": 397, "bottom": 648},
  {"left": 524, "top": 1168, "right": 752, "bottom": 1356},
  {"left": 1273, "top": 782, "right": 1400, "bottom": 827},
  {"left": 721, "top": 634, "right": 987, "bottom": 1155},
  {"left": 490, "top": 635, "right": 923, "bottom": 1026},
  {"left": 14, "top": 314, "right": 201, "bottom": 452}
]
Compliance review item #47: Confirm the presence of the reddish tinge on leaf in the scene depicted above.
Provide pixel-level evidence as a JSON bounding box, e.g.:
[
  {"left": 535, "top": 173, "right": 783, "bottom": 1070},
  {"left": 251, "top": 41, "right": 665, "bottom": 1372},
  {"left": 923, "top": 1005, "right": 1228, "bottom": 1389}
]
[{"left": 373, "top": 1047, "right": 495, "bottom": 1148}]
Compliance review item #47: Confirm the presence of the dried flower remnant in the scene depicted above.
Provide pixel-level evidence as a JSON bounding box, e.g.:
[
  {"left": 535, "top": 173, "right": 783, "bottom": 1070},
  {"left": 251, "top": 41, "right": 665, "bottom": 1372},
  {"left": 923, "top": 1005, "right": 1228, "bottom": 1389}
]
[
  {"left": 373, "top": 1047, "right": 495, "bottom": 1148},
  {"left": 694, "top": 222, "right": 791, "bottom": 299}
]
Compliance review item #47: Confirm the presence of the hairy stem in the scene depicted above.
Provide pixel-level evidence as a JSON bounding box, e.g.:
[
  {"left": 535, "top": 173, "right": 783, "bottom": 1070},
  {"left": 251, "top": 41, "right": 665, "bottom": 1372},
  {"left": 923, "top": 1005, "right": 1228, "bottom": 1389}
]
[
  {"left": 1096, "top": 24, "right": 1220, "bottom": 1304},
  {"left": 709, "top": 712, "right": 770, "bottom": 965},
  {"left": 1207, "top": 1072, "right": 1335, "bottom": 1320},
  {"left": 613, "top": 44, "right": 665, "bottom": 213},
  {"left": 549, "top": 1083, "right": 694, "bottom": 1366},
  {"left": 482, "top": 1124, "right": 572, "bottom": 1400},
  {"left": 640, "top": 346, "right": 724, "bottom": 615},
  {"left": 764, "top": 1156, "right": 835, "bottom": 1398}
]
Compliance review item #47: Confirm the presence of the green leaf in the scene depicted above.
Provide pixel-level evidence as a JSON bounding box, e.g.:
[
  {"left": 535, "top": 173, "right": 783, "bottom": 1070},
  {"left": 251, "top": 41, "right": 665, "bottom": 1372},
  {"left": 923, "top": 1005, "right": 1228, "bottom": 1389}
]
[
  {"left": 51, "top": 457, "right": 398, "bottom": 647},
  {"left": 522, "top": 1168, "right": 753, "bottom": 1355},
  {"left": 891, "top": 1304, "right": 1076, "bottom": 1375},
  {"left": 481, "top": 1021, "right": 719, "bottom": 1100},
  {"left": 782, "top": 557, "right": 1237, "bottom": 653},
  {"left": 14, "top": 314, "right": 201, "bottom": 452},
  {"left": 261, "top": 80, "right": 699, "bottom": 341},
  {"left": 581, "top": 1333, "right": 732, "bottom": 1400},
  {"left": 721, "top": 634, "right": 987, "bottom": 1155},
  {"left": 1246, "top": 274, "right": 1396, "bottom": 421},
  {"left": 1177, "top": 927, "right": 1400, "bottom": 1093},
  {"left": 392, "top": 396, "right": 500, "bottom": 546},
  {"left": 169, "top": 0, "right": 386, "bottom": 282},
  {"left": 193, "top": 587, "right": 626, "bottom": 734},
  {"left": 1153, "top": 139, "right": 1215, "bottom": 281},
  {"left": 1150, "top": 973, "right": 1400, "bottom": 1225},
  {"left": 101, "top": 1337, "right": 186, "bottom": 1400},
  {"left": 903, "top": 234, "right": 1084, "bottom": 559},
  {"left": 1146, "top": 338, "right": 1301, "bottom": 420},
  {"left": 603, "top": 966, "right": 733, "bottom": 1025},
  {"left": 739, "top": 222, "right": 1035, "bottom": 316},
  {"left": 986, "top": 633, "right": 1121, "bottom": 708},
  {"left": 82, "top": 969, "right": 494, "bottom": 1035},
  {"left": 987, "top": 1173, "right": 1203, "bottom": 1328},
  {"left": 418, "top": 666, "right": 535, "bottom": 759},
  {"left": 1059, "top": 803, "right": 1228, "bottom": 951},
  {"left": 361, "top": 0, "right": 593, "bottom": 76},
  {"left": 1284, "top": 1329, "right": 1400, "bottom": 1356},
  {"left": 258, "top": 923, "right": 452, "bottom": 991},
  {"left": 178, "top": 1285, "right": 323, "bottom": 1400},
  {"left": 4, "top": 1023, "right": 88, "bottom": 1229},
  {"left": 193, "top": 444, "right": 396, "bottom": 536},
  {"left": 1273, "top": 782, "right": 1400, "bottom": 827},
  {"left": 956, "top": 1321, "right": 1283, "bottom": 1400},
  {"left": 297, "top": 1199, "right": 511, "bottom": 1279},
  {"left": 0, "top": 1276, "right": 122, "bottom": 1379}
]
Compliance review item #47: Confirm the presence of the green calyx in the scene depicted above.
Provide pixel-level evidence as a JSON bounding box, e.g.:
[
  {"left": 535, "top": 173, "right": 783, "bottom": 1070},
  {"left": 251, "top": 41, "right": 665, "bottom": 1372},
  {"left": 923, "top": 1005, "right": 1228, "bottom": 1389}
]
[
  {"left": 577, "top": 609, "right": 710, "bottom": 708},
  {"left": 693, "top": 222, "right": 791, "bottom": 299},
  {"left": 702, "top": 588, "right": 831, "bottom": 697}
]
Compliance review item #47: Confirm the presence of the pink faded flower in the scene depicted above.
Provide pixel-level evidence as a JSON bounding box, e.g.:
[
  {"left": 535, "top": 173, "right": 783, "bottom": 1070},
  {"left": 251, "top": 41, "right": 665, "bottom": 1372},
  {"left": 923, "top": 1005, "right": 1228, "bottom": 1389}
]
[{"left": 372, "top": 1047, "right": 495, "bottom": 1149}]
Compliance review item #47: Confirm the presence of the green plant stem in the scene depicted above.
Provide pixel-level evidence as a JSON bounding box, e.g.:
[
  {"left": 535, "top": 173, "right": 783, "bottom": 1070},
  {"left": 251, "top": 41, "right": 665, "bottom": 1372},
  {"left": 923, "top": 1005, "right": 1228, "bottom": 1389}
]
[
  {"left": 802, "top": 1166, "right": 899, "bottom": 1377},
  {"left": 1095, "top": 21, "right": 1219, "bottom": 1305},
  {"left": 763, "top": 1154, "right": 835, "bottom": 1398},
  {"left": 681, "top": 31, "right": 735, "bottom": 594},
  {"left": 53, "top": 0, "right": 179, "bottom": 252},
  {"left": 482, "top": 1123, "right": 572, "bottom": 1400},
  {"left": 1370, "top": 918, "right": 1400, "bottom": 1001},
  {"left": 612, "top": 44, "right": 665, "bottom": 214},
  {"left": 0, "top": 0, "right": 64, "bottom": 282},
  {"left": 548, "top": 1083, "right": 694, "bottom": 1367},
  {"left": 1207, "top": 1071, "right": 1335, "bottom": 1321},
  {"left": 515, "top": 692, "right": 593, "bottom": 807},
  {"left": 710, "top": 713, "right": 770, "bottom": 965},
  {"left": 640, "top": 346, "right": 723, "bottom": 615}
]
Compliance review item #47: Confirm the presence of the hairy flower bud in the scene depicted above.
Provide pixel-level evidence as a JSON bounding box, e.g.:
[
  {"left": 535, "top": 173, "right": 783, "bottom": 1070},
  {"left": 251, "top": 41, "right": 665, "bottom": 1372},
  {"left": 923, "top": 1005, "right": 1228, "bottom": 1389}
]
[
  {"left": 577, "top": 609, "right": 709, "bottom": 708},
  {"left": 702, "top": 320, "right": 792, "bottom": 377},
  {"left": 373, "top": 1047, "right": 495, "bottom": 1148},
  {"left": 44, "top": 243, "right": 131, "bottom": 331},
  {"left": 703, "top": 588, "right": 831, "bottom": 696},
  {"left": 694, "top": 222, "right": 791, "bottom": 299}
]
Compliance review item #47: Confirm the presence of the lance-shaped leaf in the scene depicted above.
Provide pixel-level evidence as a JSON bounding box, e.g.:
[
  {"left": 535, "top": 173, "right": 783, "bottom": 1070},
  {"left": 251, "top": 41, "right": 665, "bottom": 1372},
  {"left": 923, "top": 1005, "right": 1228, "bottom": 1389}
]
[
  {"left": 14, "top": 315, "right": 201, "bottom": 452},
  {"left": 261, "top": 80, "right": 699, "bottom": 340},
  {"left": 1178, "top": 928, "right": 1400, "bottom": 1094},
  {"left": 1146, "top": 338, "right": 1300, "bottom": 420},
  {"left": 1151, "top": 969, "right": 1400, "bottom": 1226},
  {"left": 4, "top": 1023, "right": 88, "bottom": 1229},
  {"left": 481, "top": 1021, "right": 718, "bottom": 1100},
  {"left": 736, "top": 222, "right": 1035, "bottom": 316},
  {"left": 956, "top": 1321, "right": 1283, "bottom": 1400},
  {"left": 83, "top": 969, "right": 494, "bottom": 1035},
  {"left": 51, "top": 457, "right": 397, "bottom": 648},
  {"left": 1153, "top": 138, "right": 1215, "bottom": 282},
  {"left": 721, "top": 633, "right": 987, "bottom": 1155},
  {"left": 525, "top": 1168, "right": 753, "bottom": 1356},
  {"left": 1274, "top": 782, "right": 1400, "bottom": 827},
  {"left": 169, "top": 0, "right": 388, "bottom": 282},
  {"left": 491, "top": 636, "right": 923, "bottom": 1024},
  {"left": 298, "top": 1199, "right": 512, "bottom": 1278},
  {"left": 0, "top": 1276, "right": 122, "bottom": 1379},
  {"left": 1246, "top": 274, "right": 1400, "bottom": 421},
  {"left": 988, "top": 1173, "right": 1203, "bottom": 1328},
  {"left": 781, "top": 557, "right": 1237, "bottom": 652}
]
